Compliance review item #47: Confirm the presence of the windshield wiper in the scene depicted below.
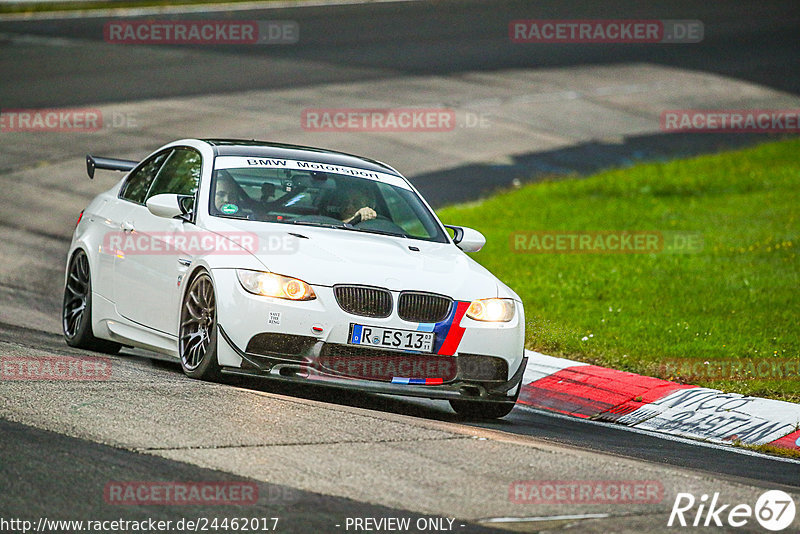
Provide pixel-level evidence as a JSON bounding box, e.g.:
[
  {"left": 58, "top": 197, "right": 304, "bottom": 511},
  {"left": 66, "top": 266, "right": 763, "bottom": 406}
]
[
  {"left": 353, "top": 228, "right": 408, "bottom": 238},
  {"left": 281, "top": 219, "right": 408, "bottom": 238},
  {"left": 284, "top": 220, "right": 352, "bottom": 230}
]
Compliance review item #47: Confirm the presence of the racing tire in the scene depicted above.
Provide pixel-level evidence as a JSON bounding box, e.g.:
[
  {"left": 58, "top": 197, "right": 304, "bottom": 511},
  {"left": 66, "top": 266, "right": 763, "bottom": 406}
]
[
  {"left": 62, "top": 250, "right": 122, "bottom": 354},
  {"left": 449, "top": 399, "right": 516, "bottom": 420},
  {"left": 179, "top": 271, "right": 221, "bottom": 381}
]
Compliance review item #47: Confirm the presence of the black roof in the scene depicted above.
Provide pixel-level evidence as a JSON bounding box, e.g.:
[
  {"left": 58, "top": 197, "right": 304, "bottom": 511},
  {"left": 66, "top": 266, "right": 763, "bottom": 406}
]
[{"left": 203, "top": 139, "right": 401, "bottom": 176}]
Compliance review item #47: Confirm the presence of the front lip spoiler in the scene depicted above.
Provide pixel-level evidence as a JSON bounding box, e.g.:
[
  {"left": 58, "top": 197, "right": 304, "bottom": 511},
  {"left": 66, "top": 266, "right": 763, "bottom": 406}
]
[{"left": 218, "top": 324, "right": 527, "bottom": 403}]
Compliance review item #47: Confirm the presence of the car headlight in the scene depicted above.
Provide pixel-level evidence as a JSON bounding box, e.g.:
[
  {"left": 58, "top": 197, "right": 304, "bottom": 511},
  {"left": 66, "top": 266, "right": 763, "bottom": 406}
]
[
  {"left": 236, "top": 270, "right": 316, "bottom": 301},
  {"left": 466, "top": 298, "right": 515, "bottom": 322}
]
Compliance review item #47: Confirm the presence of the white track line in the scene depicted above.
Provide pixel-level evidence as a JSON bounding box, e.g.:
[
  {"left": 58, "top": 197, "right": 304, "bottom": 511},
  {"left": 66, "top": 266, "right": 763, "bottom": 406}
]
[{"left": 480, "top": 513, "right": 610, "bottom": 523}]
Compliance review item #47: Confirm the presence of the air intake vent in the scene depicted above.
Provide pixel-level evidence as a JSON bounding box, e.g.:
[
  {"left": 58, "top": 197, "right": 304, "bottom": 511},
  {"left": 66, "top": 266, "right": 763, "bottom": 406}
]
[
  {"left": 245, "top": 333, "right": 316, "bottom": 357},
  {"left": 457, "top": 354, "right": 509, "bottom": 381},
  {"left": 398, "top": 292, "right": 452, "bottom": 323},
  {"left": 334, "top": 285, "right": 392, "bottom": 318}
]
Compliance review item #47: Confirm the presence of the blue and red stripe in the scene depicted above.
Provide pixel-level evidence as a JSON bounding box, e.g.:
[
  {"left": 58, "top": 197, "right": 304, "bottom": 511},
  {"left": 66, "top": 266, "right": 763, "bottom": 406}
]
[
  {"left": 391, "top": 377, "right": 444, "bottom": 385},
  {"left": 432, "top": 301, "right": 470, "bottom": 356}
]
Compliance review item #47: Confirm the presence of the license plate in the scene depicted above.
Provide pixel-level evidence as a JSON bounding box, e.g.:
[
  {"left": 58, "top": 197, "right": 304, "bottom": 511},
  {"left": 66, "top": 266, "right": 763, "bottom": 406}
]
[{"left": 349, "top": 324, "right": 435, "bottom": 353}]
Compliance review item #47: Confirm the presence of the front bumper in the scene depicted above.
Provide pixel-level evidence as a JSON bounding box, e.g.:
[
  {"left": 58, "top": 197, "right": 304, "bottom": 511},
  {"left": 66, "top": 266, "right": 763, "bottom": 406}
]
[
  {"left": 219, "top": 324, "right": 527, "bottom": 402},
  {"left": 211, "top": 268, "right": 526, "bottom": 402}
]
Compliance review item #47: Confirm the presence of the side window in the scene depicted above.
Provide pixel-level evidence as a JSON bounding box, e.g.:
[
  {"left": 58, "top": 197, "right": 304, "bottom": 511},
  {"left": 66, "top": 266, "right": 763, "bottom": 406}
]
[
  {"left": 146, "top": 148, "right": 202, "bottom": 203},
  {"left": 119, "top": 151, "right": 170, "bottom": 204}
]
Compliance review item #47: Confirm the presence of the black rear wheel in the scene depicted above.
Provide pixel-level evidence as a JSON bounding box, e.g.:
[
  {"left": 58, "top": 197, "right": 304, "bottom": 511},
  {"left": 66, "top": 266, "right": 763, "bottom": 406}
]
[{"left": 62, "top": 250, "right": 121, "bottom": 354}]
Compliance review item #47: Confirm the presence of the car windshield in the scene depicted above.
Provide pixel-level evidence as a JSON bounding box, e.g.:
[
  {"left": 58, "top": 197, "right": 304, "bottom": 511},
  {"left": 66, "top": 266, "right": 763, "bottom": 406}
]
[{"left": 208, "top": 164, "right": 448, "bottom": 242}]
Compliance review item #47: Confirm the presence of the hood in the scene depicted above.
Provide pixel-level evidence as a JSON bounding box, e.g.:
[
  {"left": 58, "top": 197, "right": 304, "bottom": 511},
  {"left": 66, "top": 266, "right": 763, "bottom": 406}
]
[{"left": 205, "top": 218, "right": 502, "bottom": 300}]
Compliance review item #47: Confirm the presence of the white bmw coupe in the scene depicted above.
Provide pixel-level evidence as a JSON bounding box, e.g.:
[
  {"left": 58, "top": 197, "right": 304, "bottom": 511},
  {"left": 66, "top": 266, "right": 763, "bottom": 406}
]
[{"left": 64, "top": 139, "right": 527, "bottom": 418}]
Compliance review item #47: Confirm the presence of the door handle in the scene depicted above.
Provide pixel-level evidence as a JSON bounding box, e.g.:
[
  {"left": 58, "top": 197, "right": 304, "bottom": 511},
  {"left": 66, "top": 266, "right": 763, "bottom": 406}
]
[{"left": 121, "top": 221, "right": 135, "bottom": 233}]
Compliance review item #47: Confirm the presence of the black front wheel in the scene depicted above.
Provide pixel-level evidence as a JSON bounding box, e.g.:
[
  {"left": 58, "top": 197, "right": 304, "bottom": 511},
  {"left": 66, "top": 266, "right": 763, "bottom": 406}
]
[
  {"left": 62, "top": 250, "right": 121, "bottom": 354},
  {"left": 449, "top": 399, "right": 516, "bottom": 420},
  {"left": 179, "top": 271, "right": 221, "bottom": 380}
]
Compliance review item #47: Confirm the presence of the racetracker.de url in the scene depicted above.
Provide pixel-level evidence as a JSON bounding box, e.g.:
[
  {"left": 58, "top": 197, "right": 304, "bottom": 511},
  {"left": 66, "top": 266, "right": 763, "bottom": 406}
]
[{"left": 0, "top": 517, "right": 280, "bottom": 533}]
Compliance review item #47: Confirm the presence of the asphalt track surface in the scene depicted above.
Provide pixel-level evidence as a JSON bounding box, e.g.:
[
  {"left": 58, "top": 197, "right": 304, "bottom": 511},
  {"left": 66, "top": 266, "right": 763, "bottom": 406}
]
[
  {"left": 1, "top": 322, "right": 799, "bottom": 529},
  {"left": 0, "top": 419, "right": 506, "bottom": 534},
  {"left": 1, "top": 0, "right": 799, "bottom": 106},
  {"left": 1, "top": 0, "right": 800, "bottom": 531},
  {"left": 1, "top": 0, "right": 798, "bottom": 205}
]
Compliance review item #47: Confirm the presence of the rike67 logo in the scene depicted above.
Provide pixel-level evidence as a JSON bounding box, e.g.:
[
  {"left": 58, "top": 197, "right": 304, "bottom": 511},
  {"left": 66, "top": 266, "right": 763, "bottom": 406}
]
[{"left": 668, "top": 490, "right": 796, "bottom": 531}]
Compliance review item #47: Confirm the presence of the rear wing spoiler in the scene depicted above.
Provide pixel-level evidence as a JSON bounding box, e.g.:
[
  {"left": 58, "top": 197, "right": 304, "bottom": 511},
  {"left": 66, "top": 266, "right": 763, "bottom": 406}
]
[{"left": 86, "top": 154, "right": 138, "bottom": 179}]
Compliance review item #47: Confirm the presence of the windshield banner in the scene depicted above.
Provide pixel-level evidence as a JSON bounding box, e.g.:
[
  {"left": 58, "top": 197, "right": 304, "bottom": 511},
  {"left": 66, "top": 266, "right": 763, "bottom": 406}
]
[{"left": 213, "top": 156, "right": 410, "bottom": 189}]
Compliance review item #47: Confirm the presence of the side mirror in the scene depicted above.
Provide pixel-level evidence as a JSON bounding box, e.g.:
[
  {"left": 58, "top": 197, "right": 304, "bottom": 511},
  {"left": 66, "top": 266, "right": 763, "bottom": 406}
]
[
  {"left": 445, "top": 225, "right": 486, "bottom": 252},
  {"left": 146, "top": 194, "right": 184, "bottom": 219}
]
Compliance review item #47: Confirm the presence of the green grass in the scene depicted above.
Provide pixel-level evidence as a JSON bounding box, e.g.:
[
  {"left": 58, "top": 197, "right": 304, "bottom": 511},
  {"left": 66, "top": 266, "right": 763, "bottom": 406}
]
[
  {"left": 437, "top": 138, "right": 800, "bottom": 402},
  {"left": 0, "top": 0, "right": 295, "bottom": 15},
  {"left": 742, "top": 442, "right": 800, "bottom": 460}
]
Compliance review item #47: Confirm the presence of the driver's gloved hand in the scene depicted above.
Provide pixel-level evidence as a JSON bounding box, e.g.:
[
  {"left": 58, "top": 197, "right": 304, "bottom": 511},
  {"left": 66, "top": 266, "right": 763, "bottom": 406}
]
[{"left": 347, "top": 207, "right": 376, "bottom": 224}]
